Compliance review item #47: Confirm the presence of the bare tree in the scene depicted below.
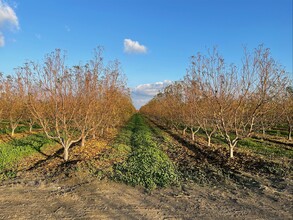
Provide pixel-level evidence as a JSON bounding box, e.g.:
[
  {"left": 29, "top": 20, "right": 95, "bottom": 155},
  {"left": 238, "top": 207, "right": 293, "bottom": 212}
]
[
  {"left": 22, "top": 48, "right": 134, "bottom": 161},
  {"left": 283, "top": 85, "right": 293, "bottom": 140},
  {"left": 1, "top": 73, "right": 26, "bottom": 136},
  {"left": 143, "top": 45, "right": 289, "bottom": 158},
  {"left": 186, "top": 46, "right": 288, "bottom": 158}
]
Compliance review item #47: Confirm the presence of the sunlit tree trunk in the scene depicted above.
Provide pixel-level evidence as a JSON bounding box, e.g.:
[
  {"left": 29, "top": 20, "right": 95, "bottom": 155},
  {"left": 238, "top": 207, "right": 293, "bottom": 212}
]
[{"left": 182, "top": 127, "right": 187, "bottom": 136}]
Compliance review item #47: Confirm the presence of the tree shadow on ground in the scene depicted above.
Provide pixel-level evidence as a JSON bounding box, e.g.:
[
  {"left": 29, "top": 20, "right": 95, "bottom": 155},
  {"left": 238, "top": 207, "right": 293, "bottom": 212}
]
[
  {"left": 148, "top": 118, "right": 290, "bottom": 193},
  {"left": 14, "top": 134, "right": 82, "bottom": 173}
]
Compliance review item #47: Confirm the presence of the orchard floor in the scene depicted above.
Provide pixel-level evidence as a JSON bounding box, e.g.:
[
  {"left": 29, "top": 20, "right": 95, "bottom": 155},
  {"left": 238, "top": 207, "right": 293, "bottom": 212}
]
[
  {"left": 0, "top": 176, "right": 292, "bottom": 220},
  {"left": 0, "top": 116, "right": 292, "bottom": 220}
]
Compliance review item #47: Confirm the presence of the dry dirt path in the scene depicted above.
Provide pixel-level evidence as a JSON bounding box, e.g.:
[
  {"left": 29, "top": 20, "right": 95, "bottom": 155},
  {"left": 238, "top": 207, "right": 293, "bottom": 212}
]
[{"left": 0, "top": 178, "right": 292, "bottom": 220}]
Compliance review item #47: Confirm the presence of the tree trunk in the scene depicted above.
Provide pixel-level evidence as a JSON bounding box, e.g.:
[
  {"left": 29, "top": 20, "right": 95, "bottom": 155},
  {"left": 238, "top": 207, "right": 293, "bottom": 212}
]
[
  {"left": 81, "top": 136, "right": 86, "bottom": 147},
  {"left": 11, "top": 127, "right": 16, "bottom": 137},
  {"left": 29, "top": 124, "right": 33, "bottom": 133},
  {"left": 190, "top": 127, "right": 201, "bottom": 141},
  {"left": 228, "top": 140, "right": 238, "bottom": 158},
  {"left": 64, "top": 147, "right": 69, "bottom": 161},
  {"left": 182, "top": 127, "right": 187, "bottom": 136},
  {"left": 229, "top": 145, "right": 234, "bottom": 158},
  {"left": 207, "top": 136, "right": 211, "bottom": 147},
  {"left": 191, "top": 132, "right": 195, "bottom": 141},
  {"left": 289, "top": 126, "right": 292, "bottom": 141}
]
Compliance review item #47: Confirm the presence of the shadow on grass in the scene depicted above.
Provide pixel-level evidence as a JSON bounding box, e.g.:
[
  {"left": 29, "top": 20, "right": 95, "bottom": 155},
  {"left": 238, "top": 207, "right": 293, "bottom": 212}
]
[
  {"left": 252, "top": 135, "right": 293, "bottom": 148},
  {"left": 147, "top": 118, "right": 291, "bottom": 192},
  {"left": 9, "top": 134, "right": 81, "bottom": 173},
  {"left": 26, "top": 142, "right": 83, "bottom": 173}
]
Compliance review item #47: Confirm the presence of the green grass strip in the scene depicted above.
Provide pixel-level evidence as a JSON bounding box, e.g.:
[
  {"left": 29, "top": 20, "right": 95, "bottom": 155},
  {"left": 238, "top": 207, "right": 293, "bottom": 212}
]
[{"left": 113, "top": 114, "right": 178, "bottom": 190}]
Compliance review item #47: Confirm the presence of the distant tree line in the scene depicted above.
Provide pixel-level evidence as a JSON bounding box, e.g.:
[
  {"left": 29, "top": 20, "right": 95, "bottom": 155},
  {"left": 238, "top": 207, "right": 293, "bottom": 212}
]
[
  {"left": 0, "top": 48, "right": 136, "bottom": 161},
  {"left": 141, "top": 45, "right": 293, "bottom": 158}
]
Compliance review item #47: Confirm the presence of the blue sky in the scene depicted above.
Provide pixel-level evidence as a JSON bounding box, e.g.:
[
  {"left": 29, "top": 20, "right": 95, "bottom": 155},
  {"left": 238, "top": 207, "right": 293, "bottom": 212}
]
[{"left": 0, "top": 0, "right": 292, "bottom": 108}]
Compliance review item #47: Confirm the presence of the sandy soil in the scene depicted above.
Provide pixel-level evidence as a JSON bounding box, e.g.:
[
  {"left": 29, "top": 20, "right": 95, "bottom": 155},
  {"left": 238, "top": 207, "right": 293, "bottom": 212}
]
[{"left": 0, "top": 176, "right": 292, "bottom": 220}]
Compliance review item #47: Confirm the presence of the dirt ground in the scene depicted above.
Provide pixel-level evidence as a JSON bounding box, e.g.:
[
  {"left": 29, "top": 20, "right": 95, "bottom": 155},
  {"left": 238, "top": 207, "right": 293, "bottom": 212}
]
[
  {"left": 0, "top": 122, "right": 292, "bottom": 219},
  {"left": 0, "top": 175, "right": 292, "bottom": 220}
]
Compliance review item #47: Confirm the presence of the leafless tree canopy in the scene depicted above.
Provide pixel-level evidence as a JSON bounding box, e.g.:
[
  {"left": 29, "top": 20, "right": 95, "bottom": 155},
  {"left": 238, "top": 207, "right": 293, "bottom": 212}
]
[
  {"left": 0, "top": 48, "right": 135, "bottom": 161},
  {"left": 141, "top": 45, "right": 291, "bottom": 158}
]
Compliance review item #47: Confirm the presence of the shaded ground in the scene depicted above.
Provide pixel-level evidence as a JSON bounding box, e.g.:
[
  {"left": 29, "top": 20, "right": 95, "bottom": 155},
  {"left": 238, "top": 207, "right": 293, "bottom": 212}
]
[{"left": 0, "top": 119, "right": 292, "bottom": 219}]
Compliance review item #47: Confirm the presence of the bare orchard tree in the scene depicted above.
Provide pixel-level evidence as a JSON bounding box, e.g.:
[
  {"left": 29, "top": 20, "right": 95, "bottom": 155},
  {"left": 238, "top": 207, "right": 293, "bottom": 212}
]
[
  {"left": 187, "top": 46, "right": 287, "bottom": 158},
  {"left": 2, "top": 73, "right": 26, "bottom": 136},
  {"left": 184, "top": 70, "right": 218, "bottom": 145},
  {"left": 283, "top": 85, "right": 293, "bottom": 140},
  {"left": 0, "top": 73, "right": 4, "bottom": 132},
  {"left": 23, "top": 49, "right": 104, "bottom": 161},
  {"left": 22, "top": 48, "right": 134, "bottom": 161},
  {"left": 91, "top": 61, "right": 129, "bottom": 137},
  {"left": 163, "top": 82, "right": 186, "bottom": 132},
  {"left": 181, "top": 81, "right": 201, "bottom": 141}
]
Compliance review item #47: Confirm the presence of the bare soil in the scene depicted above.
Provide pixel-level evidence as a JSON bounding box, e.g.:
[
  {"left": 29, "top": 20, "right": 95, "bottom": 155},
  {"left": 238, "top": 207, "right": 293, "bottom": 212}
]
[
  {"left": 0, "top": 123, "right": 292, "bottom": 219},
  {"left": 1, "top": 177, "right": 292, "bottom": 220}
]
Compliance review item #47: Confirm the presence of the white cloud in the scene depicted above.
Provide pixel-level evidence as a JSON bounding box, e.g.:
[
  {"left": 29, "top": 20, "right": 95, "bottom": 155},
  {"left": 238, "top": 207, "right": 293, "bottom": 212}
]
[
  {"left": 132, "top": 80, "right": 172, "bottom": 109},
  {"left": 124, "top": 39, "right": 147, "bottom": 54},
  {"left": 0, "top": 0, "right": 19, "bottom": 29},
  {"left": 0, "top": 0, "right": 19, "bottom": 47},
  {"left": 0, "top": 32, "right": 4, "bottom": 47}
]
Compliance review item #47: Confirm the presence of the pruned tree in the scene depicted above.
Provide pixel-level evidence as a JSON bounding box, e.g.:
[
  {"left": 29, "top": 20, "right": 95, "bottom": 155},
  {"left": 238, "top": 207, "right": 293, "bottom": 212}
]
[
  {"left": 283, "top": 85, "right": 293, "bottom": 140},
  {"left": 22, "top": 48, "right": 134, "bottom": 161},
  {"left": 142, "top": 45, "right": 289, "bottom": 159},
  {"left": 1, "top": 73, "right": 26, "bottom": 136},
  {"left": 185, "top": 46, "right": 288, "bottom": 157}
]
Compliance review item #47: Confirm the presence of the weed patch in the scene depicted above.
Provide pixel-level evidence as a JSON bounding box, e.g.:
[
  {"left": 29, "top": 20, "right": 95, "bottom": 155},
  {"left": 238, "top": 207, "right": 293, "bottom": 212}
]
[
  {"left": 113, "top": 114, "right": 178, "bottom": 190},
  {"left": 0, "top": 134, "right": 53, "bottom": 180},
  {"left": 238, "top": 138, "right": 293, "bottom": 159}
]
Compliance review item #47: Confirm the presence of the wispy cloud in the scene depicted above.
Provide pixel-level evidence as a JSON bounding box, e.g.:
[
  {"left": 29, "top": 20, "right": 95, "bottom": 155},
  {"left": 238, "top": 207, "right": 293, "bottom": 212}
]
[
  {"left": 0, "top": 32, "right": 4, "bottom": 46},
  {"left": 132, "top": 80, "right": 172, "bottom": 109},
  {"left": 0, "top": 0, "right": 19, "bottom": 29},
  {"left": 0, "top": 0, "right": 19, "bottom": 47},
  {"left": 124, "top": 39, "right": 147, "bottom": 54}
]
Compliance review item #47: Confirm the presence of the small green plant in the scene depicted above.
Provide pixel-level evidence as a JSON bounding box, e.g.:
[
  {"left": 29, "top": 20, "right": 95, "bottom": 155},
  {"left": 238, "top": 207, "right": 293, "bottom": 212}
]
[
  {"left": 0, "top": 134, "right": 53, "bottom": 180},
  {"left": 238, "top": 138, "right": 293, "bottom": 159},
  {"left": 113, "top": 114, "right": 178, "bottom": 190}
]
